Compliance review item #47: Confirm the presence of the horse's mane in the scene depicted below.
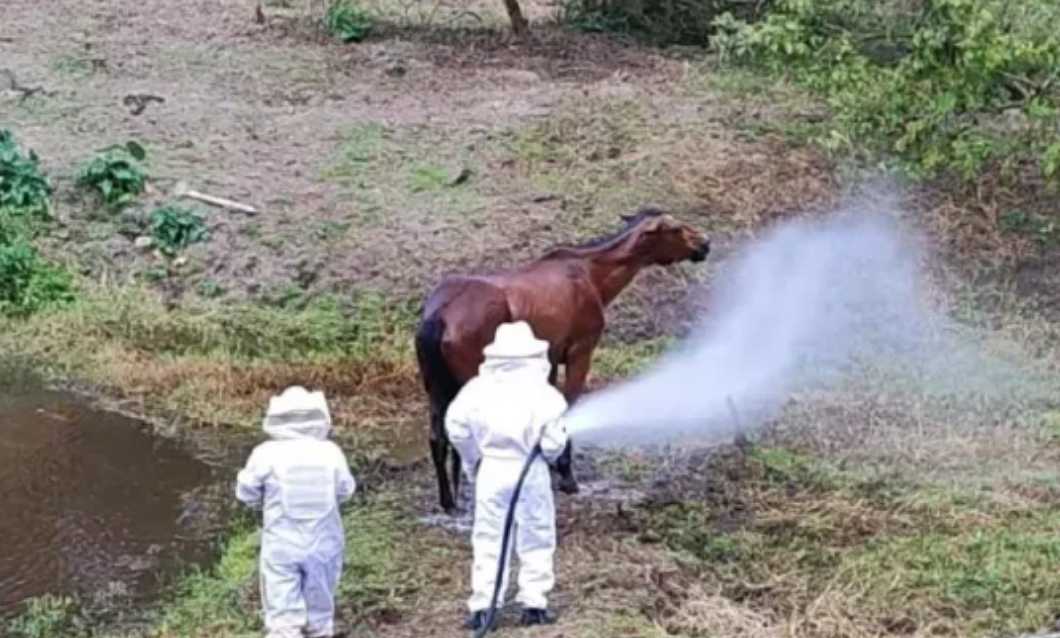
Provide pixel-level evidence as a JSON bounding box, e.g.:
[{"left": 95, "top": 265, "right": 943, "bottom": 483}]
[{"left": 542, "top": 206, "right": 665, "bottom": 259}]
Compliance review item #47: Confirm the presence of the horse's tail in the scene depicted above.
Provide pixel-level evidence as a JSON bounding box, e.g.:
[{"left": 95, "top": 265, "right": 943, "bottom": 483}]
[{"left": 414, "top": 311, "right": 461, "bottom": 407}]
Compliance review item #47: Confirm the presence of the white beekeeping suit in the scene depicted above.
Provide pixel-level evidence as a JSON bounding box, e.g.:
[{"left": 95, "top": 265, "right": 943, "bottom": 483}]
[
  {"left": 236, "top": 386, "right": 356, "bottom": 638},
  {"left": 445, "top": 321, "right": 570, "bottom": 630}
]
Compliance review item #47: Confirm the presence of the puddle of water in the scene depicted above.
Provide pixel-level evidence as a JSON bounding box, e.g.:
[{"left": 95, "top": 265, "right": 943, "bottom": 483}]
[{"left": 0, "top": 384, "right": 219, "bottom": 617}]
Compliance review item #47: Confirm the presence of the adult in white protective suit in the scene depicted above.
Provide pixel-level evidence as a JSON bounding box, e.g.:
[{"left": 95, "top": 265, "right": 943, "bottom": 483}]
[
  {"left": 445, "top": 321, "right": 570, "bottom": 630},
  {"left": 236, "top": 386, "right": 357, "bottom": 638}
]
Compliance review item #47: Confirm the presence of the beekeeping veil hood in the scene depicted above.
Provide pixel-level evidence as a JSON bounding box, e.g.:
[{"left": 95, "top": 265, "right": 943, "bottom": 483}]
[
  {"left": 478, "top": 321, "right": 551, "bottom": 379},
  {"left": 262, "top": 386, "right": 332, "bottom": 441}
]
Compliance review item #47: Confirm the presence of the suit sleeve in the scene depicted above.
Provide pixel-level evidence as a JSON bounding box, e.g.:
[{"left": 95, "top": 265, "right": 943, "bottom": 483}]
[
  {"left": 538, "top": 389, "right": 570, "bottom": 464},
  {"left": 235, "top": 446, "right": 268, "bottom": 506},
  {"left": 444, "top": 386, "right": 482, "bottom": 475},
  {"left": 335, "top": 445, "right": 357, "bottom": 503}
]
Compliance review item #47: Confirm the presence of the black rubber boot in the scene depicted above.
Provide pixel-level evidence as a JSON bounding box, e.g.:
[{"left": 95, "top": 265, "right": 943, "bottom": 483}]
[
  {"left": 464, "top": 611, "right": 497, "bottom": 632},
  {"left": 519, "top": 608, "right": 558, "bottom": 627}
]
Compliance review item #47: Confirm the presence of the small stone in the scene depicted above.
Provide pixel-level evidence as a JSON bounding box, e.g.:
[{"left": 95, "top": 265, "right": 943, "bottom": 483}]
[{"left": 134, "top": 236, "right": 153, "bottom": 250}]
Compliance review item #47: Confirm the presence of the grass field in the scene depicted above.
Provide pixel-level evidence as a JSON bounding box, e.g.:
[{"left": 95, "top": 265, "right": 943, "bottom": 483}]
[{"left": 4, "top": 0, "right": 1060, "bottom": 637}]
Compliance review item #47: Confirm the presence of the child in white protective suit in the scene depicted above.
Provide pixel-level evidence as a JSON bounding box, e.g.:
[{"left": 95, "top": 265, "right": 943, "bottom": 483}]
[
  {"left": 445, "top": 321, "right": 570, "bottom": 630},
  {"left": 236, "top": 386, "right": 357, "bottom": 638}
]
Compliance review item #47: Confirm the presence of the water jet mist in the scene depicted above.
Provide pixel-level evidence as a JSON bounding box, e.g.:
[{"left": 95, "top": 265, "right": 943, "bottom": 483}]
[{"left": 562, "top": 195, "right": 1026, "bottom": 449}]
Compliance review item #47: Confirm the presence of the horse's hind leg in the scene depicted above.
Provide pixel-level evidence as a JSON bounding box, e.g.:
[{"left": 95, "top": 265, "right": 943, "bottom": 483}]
[
  {"left": 555, "top": 441, "right": 578, "bottom": 495},
  {"left": 555, "top": 343, "right": 598, "bottom": 495},
  {"left": 450, "top": 445, "right": 463, "bottom": 510},
  {"left": 430, "top": 403, "right": 456, "bottom": 513}
]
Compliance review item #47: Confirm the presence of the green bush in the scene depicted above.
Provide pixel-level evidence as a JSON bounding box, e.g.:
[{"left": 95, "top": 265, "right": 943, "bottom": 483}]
[
  {"left": 0, "top": 240, "right": 75, "bottom": 317},
  {"left": 325, "top": 0, "right": 373, "bottom": 43},
  {"left": 150, "top": 203, "right": 210, "bottom": 256},
  {"left": 0, "top": 129, "right": 52, "bottom": 218},
  {"left": 75, "top": 141, "right": 148, "bottom": 208},
  {"left": 712, "top": 0, "right": 1060, "bottom": 182},
  {"left": 561, "top": 0, "right": 770, "bottom": 45}
]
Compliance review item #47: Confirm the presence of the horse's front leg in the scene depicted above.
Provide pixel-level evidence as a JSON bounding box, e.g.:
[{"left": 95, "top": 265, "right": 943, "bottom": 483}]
[{"left": 555, "top": 342, "right": 596, "bottom": 495}]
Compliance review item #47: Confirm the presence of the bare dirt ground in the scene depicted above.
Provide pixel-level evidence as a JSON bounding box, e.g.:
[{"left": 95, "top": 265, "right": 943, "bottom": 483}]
[{"left": 1, "top": 0, "right": 837, "bottom": 340}]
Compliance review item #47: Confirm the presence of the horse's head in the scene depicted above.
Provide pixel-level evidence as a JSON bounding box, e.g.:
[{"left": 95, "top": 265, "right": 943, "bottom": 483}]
[{"left": 623, "top": 207, "right": 711, "bottom": 266}]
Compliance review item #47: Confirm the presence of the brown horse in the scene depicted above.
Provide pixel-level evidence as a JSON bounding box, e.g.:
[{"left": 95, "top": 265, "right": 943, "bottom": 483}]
[{"left": 414, "top": 207, "right": 711, "bottom": 513}]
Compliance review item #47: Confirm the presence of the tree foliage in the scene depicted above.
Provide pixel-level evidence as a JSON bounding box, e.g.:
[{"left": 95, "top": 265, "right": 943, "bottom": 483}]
[{"left": 712, "top": 0, "right": 1060, "bottom": 182}]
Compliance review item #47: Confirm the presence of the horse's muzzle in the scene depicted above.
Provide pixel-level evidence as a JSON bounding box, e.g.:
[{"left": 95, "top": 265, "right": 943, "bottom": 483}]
[{"left": 690, "top": 240, "right": 711, "bottom": 263}]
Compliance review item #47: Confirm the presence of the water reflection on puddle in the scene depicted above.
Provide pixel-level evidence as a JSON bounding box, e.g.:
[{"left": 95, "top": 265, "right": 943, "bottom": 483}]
[{"left": 0, "top": 384, "right": 220, "bottom": 617}]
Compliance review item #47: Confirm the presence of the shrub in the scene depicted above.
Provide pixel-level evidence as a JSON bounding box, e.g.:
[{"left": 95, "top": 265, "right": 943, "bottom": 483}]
[
  {"left": 75, "top": 141, "right": 148, "bottom": 208},
  {"left": 150, "top": 203, "right": 210, "bottom": 256},
  {"left": 0, "top": 240, "right": 75, "bottom": 317},
  {"left": 325, "top": 0, "right": 373, "bottom": 43},
  {"left": 0, "top": 129, "right": 52, "bottom": 218},
  {"left": 712, "top": 0, "right": 1060, "bottom": 182}
]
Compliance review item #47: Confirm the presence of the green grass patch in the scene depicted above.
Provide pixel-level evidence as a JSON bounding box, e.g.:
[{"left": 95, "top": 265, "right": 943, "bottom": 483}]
[
  {"left": 155, "top": 524, "right": 261, "bottom": 637},
  {"left": 0, "top": 286, "right": 416, "bottom": 365},
  {"left": 146, "top": 497, "right": 421, "bottom": 638},
  {"left": 49, "top": 55, "right": 99, "bottom": 78},
  {"left": 848, "top": 521, "right": 1060, "bottom": 635},
  {"left": 593, "top": 336, "right": 675, "bottom": 378},
  {"left": 643, "top": 443, "right": 1060, "bottom": 636},
  {"left": 501, "top": 96, "right": 663, "bottom": 228},
  {"left": 320, "top": 122, "right": 481, "bottom": 225}
]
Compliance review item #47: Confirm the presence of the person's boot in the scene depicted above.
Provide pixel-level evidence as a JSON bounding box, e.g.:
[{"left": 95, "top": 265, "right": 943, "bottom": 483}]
[
  {"left": 519, "top": 608, "right": 557, "bottom": 626},
  {"left": 464, "top": 610, "right": 497, "bottom": 632}
]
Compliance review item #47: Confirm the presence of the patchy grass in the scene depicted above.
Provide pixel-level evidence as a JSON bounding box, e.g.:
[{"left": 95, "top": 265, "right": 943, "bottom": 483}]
[
  {"left": 147, "top": 495, "right": 426, "bottom": 638},
  {"left": 640, "top": 444, "right": 1060, "bottom": 637},
  {"left": 6, "top": 595, "right": 92, "bottom": 638},
  {"left": 502, "top": 96, "right": 658, "bottom": 228},
  {"left": 319, "top": 122, "right": 485, "bottom": 227},
  {"left": 592, "top": 336, "right": 675, "bottom": 379},
  {"left": 0, "top": 287, "right": 420, "bottom": 453}
]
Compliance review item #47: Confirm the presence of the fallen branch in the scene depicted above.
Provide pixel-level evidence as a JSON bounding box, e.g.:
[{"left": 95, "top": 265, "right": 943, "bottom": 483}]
[{"left": 172, "top": 181, "right": 259, "bottom": 215}]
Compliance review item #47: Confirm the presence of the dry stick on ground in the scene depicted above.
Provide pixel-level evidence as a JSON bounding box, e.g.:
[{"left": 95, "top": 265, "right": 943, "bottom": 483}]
[
  {"left": 123, "top": 93, "right": 165, "bottom": 116},
  {"left": 2, "top": 69, "right": 49, "bottom": 101},
  {"left": 172, "top": 181, "right": 260, "bottom": 215}
]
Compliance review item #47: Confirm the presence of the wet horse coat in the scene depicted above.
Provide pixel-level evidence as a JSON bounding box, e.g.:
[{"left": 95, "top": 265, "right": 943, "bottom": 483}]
[{"left": 415, "top": 208, "right": 711, "bottom": 513}]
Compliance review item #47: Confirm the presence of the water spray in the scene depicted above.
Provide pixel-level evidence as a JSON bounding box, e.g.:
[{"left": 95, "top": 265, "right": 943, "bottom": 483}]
[
  {"left": 560, "top": 203, "right": 948, "bottom": 447},
  {"left": 471, "top": 195, "right": 1044, "bottom": 636}
]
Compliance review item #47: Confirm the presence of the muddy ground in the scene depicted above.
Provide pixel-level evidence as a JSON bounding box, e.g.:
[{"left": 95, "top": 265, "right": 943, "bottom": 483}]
[{"left": 5, "top": 1, "right": 1060, "bottom": 637}]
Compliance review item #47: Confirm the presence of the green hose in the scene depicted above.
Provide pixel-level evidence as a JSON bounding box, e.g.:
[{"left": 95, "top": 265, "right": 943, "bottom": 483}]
[{"left": 472, "top": 442, "right": 544, "bottom": 637}]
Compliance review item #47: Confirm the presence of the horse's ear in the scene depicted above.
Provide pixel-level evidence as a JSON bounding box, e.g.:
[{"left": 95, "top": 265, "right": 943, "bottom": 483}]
[{"left": 620, "top": 213, "right": 634, "bottom": 223}]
